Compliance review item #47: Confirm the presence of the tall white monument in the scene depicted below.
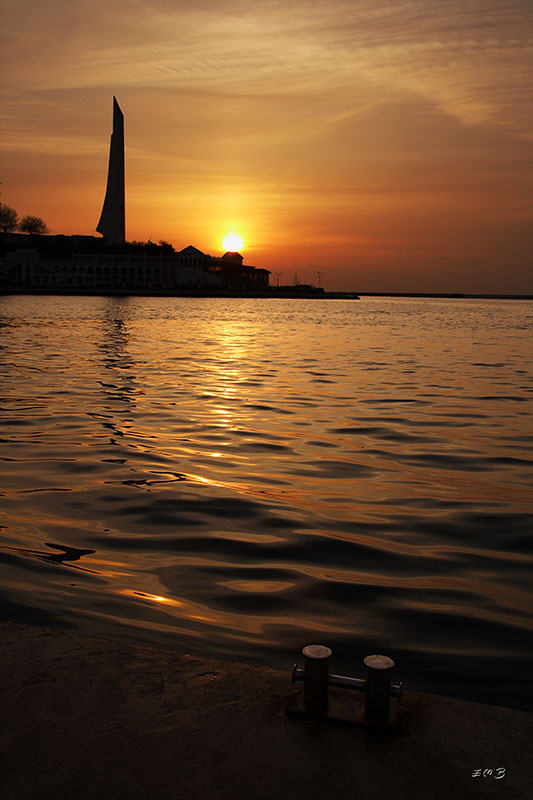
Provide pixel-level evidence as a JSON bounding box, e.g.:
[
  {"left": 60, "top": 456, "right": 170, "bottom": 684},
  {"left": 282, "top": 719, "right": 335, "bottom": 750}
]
[{"left": 96, "top": 97, "right": 125, "bottom": 244}]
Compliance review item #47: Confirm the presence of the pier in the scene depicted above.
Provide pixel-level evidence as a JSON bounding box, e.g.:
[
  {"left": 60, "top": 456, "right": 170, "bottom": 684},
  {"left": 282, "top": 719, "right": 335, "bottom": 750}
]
[{"left": 1, "top": 621, "right": 530, "bottom": 800}]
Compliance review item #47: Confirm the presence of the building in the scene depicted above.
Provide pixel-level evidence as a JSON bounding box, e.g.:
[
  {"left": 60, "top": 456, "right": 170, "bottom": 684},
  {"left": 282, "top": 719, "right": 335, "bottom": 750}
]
[
  {"left": 0, "top": 235, "right": 269, "bottom": 293},
  {"left": 213, "top": 251, "right": 270, "bottom": 290}
]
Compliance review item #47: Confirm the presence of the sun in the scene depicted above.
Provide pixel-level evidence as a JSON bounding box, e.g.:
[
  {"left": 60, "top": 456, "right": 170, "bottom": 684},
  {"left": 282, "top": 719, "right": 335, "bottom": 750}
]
[{"left": 222, "top": 233, "right": 244, "bottom": 252}]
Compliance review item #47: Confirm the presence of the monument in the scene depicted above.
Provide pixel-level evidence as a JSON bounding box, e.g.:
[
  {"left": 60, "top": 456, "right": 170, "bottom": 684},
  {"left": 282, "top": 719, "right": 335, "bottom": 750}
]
[{"left": 96, "top": 97, "right": 125, "bottom": 244}]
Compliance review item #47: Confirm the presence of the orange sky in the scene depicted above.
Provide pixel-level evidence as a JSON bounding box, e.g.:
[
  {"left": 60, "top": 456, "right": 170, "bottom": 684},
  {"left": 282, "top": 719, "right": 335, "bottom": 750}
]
[{"left": 1, "top": 0, "right": 532, "bottom": 292}]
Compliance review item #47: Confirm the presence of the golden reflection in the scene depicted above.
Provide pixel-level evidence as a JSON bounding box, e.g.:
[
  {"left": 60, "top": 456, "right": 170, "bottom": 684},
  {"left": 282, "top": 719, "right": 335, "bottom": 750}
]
[
  {"left": 190, "top": 474, "right": 228, "bottom": 488},
  {"left": 88, "top": 557, "right": 136, "bottom": 579},
  {"left": 115, "top": 583, "right": 347, "bottom": 635},
  {"left": 181, "top": 471, "right": 286, "bottom": 498},
  {"left": 217, "top": 531, "right": 285, "bottom": 544},
  {"left": 93, "top": 569, "right": 135, "bottom": 579},
  {"left": 219, "top": 580, "right": 294, "bottom": 593},
  {"left": 205, "top": 319, "right": 250, "bottom": 362},
  {"left": 119, "top": 588, "right": 184, "bottom": 607}
]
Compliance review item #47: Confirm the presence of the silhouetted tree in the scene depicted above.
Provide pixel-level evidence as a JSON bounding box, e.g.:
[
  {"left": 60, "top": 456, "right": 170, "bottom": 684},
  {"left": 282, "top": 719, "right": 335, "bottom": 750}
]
[
  {"left": 0, "top": 203, "right": 19, "bottom": 232},
  {"left": 158, "top": 240, "right": 175, "bottom": 252},
  {"left": 18, "top": 215, "right": 49, "bottom": 235}
]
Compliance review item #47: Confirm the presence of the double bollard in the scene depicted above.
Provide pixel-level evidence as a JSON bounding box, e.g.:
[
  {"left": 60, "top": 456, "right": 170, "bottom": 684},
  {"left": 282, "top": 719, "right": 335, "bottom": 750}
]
[{"left": 291, "top": 644, "right": 404, "bottom": 727}]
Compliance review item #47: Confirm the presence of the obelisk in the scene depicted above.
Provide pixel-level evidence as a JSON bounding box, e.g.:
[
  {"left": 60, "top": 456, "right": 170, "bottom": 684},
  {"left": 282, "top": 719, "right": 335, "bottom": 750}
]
[{"left": 96, "top": 97, "right": 125, "bottom": 244}]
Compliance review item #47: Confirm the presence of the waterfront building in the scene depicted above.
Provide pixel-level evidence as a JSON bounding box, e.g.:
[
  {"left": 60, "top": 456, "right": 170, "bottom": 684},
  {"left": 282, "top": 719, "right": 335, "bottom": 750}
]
[
  {"left": 218, "top": 251, "right": 270, "bottom": 288},
  {"left": 0, "top": 235, "right": 269, "bottom": 293}
]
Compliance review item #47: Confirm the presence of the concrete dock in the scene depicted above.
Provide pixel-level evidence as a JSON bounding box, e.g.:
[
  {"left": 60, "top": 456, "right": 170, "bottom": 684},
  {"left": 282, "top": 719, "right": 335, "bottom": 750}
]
[{"left": 0, "top": 621, "right": 530, "bottom": 799}]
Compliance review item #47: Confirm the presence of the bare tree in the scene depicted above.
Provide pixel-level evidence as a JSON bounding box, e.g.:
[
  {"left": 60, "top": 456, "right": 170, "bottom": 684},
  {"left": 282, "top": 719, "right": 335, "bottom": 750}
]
[
  {"left": 18, "top": 215, "right": 49, "bottom": 235},
  {"left": 0, "top": 203, "right": 19, "bottom": 233}
]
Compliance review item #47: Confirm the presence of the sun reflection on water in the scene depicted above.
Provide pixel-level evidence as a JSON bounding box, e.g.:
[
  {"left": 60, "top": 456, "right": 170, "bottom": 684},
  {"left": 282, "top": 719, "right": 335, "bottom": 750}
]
[
  {"left": 120, "top": 589, "right": 184, "bottom": 607},
  {"left": 1, "top": 295, "right": 532, "bottom": 710}
]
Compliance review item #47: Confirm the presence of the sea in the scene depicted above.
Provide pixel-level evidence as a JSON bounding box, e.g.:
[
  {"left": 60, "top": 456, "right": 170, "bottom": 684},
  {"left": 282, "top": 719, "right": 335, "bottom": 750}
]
[{"left": 1, "top": 294, "right": 531, "bottom": 711}]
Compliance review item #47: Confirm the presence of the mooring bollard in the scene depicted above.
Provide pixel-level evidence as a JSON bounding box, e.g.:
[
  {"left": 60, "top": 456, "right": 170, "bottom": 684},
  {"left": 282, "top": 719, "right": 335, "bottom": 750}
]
[
  {"left": 291, "top": 645, "right": 403, "bottom": 726},
  {"left": 363, "top": 655, "right": 396, "bottom": 725},
  {"left": 301, "top": 644, "right": 332, "bottom": 714}
]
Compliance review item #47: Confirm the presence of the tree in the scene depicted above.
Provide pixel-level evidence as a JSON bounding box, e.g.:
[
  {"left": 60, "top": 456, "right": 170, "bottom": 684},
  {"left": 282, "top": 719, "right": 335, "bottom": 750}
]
[
  {"left": 18, "top": 215, "right": 49, "bottom": 235},
  {"left": 158, "top": 240, "right": 175, "bottom": 253},
  {"left": 0, "top": 203, "right": 19, "bottom": 233}
]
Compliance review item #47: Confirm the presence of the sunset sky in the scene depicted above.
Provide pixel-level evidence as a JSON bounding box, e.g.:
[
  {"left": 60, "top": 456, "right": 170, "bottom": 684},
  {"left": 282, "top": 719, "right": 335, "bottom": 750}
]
[{"left": 2, "top": 0, "right": 532, "bottom": 292}]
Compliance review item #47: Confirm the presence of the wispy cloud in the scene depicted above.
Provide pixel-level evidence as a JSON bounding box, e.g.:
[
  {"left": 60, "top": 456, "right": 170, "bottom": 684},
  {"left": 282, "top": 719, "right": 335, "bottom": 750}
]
[{"left": 3, "top": 0, "right": 531, "bottom": 138}]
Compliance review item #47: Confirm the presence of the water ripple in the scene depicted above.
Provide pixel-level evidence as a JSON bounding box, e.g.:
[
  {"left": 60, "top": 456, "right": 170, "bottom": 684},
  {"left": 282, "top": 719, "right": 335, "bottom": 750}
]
[{"left": 0, "top": 295, "right": 532, "bottom": 711}]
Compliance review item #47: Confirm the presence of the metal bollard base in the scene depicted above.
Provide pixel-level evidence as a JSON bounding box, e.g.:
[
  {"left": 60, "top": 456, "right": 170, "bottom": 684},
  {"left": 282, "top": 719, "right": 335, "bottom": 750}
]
[{"left": 285, "top": 688, "right": 406, "bottom": 732}]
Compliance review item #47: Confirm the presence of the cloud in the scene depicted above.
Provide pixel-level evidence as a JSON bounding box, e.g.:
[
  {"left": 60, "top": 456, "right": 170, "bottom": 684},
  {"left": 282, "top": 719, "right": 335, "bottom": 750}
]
[{"left": 2, "top": 0, "right": 530, "bottom": 140}]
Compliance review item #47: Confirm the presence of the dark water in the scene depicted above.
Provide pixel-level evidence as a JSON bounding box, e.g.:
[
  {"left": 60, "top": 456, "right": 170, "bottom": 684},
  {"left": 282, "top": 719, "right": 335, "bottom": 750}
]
[{"left": 1, "top": 295, "right": 532, "bottom": 710}]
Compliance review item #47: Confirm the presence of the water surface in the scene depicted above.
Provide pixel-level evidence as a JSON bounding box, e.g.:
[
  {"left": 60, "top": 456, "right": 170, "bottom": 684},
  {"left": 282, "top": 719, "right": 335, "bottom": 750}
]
[{"left": 1, "top": 295, "right": 531, "bottom": 710}]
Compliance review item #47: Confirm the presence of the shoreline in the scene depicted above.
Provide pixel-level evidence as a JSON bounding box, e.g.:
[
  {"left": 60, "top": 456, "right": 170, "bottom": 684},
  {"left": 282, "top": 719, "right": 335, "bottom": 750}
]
[
  {"left": 1, "top": 289, "right": 532, "bottom": 300},
  {"left": 0, "top": 288, "right": 360, "bottom": 299},
  {"left": 1, "top": 620, "right": 530, "bottom": 799},
  {"left": 357, "top": 292, "right": 533, "bottom": 300}
]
